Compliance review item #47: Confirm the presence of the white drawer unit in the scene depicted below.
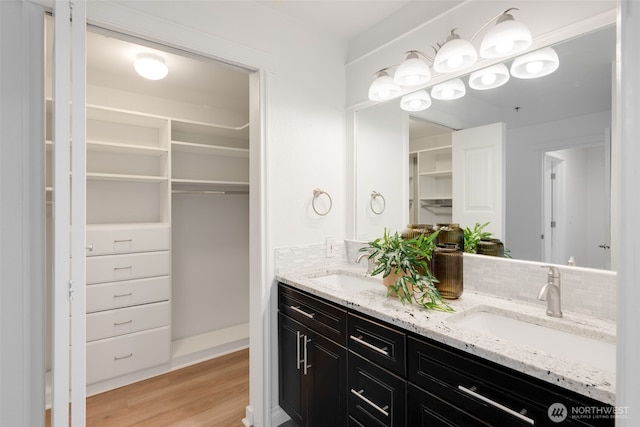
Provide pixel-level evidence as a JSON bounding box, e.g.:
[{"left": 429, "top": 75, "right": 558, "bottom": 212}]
[
  {"left": 86, "top": 301, "right": 170, "bottom": 342},
  {"left": 86, "top": 224, "right": 170, "bottom": 256},
  {"left": 86, "top": 276, "right": 170, "bottom": 313},
  {"left": 86, "top": 251, "right": 170, "bottom": 285},
  {"left": 86, "top": 326, "right": 171, "bottom": 385}
]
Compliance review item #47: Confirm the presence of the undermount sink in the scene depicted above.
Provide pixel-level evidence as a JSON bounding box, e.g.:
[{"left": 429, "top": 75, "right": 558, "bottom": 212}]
[
  {"left": 449, "top": 308, "right": 616, "bottom": 372},
  {"left": 312, "top": 273, "right": 381, "bottom": 292}
]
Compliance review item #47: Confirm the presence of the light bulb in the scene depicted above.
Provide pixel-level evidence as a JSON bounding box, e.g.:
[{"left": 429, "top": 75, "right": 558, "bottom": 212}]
[
  {"left": 495, "top": 39, "right": 514, "bottom": 54},
  {"left": 447, "top": 55, "right": 463, "bottom": 69},
  {"left": 481, "top": 73, "right": 497, "bottom": 85},
  {"left": 441, "top": 88, "right": 454, "bottom": 99},
  {"left": 525, "top": 60, "right": 544, "bottom": 75},
  {"left": 409, "top": 99, "right": 422, "bottom": 109}
]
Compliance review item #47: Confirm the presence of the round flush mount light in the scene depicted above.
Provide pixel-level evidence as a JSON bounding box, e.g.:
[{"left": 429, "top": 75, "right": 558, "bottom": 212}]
[{"left": 134, "top": 54, "right": 168, "bottom": 80}]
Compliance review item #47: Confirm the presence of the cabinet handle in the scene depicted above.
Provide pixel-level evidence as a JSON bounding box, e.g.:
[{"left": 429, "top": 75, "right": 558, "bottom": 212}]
[
  {"left": 114, "top": 353, "right": 133, "bottom": 361},
  {"left": 350, "top": 335, "right": 389, "bottom": 356},
  {"left": 114, "top": 320, "right": 133, "bottom": 326},
  {"left": 458, "top": 385, "right": 534, "bottom": 425},
  {"left": 290, "top": 305, "right": 315, "bottom": 319},
  {"left": 303, "top": 336, "right": 311, "bottom": 375},
  {"left": 114, "top": 239, "right": 133, "bottom": 243},
  {"left": 113, "top": 266, "right": 132, "bottom": 271},
  {"left": 350, "top": 389, "right": 389, "bottom": 417},
  {"left": 113, "top": 292, "right": 132, "bottom": 298},
  {"left": 296, "top": 331, "right": 303, "bottom": 370}
]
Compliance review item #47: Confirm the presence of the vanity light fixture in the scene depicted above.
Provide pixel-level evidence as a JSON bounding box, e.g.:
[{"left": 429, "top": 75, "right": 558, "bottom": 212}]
[
  {"left": 469, "top": 63, "right": 510, "bottom": 90},
  {"left": 510, "top": 47, "right": 559, "bottom": 79},
  {"left": 433, "top": 29, "right": 478, "bottom": 73},
  {"left": 368, "top": 69, "right": 402, "bottom": 101},
  {"left": 134, "top": 54, "right": 169, "bottom": 80},
  {"left": 478, "top": 8, "right": 532, "bottom": 58},
  {"left": 394, "top": 51, "right": 432, "bottom": 86},
  {"left": 431, "top": 78, "right": 466, "bottom": 100},
  {"left": 400, "top": 89, "right": 432, "bottom": 112}
]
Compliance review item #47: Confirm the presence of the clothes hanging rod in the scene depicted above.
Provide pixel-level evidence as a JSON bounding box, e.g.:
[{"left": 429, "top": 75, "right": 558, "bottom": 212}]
[{"left": 171, "top": 190, "right": 249, "bottom": 195}]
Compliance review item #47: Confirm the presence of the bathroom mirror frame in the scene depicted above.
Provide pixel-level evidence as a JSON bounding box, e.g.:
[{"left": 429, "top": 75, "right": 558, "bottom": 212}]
[{"left": 347, "top": 9, "right": 618, "bottom": 271}]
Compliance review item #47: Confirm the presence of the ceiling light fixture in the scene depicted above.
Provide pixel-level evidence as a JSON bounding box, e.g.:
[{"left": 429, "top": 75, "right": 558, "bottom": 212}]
[
  {"left": 368, "top": 69, "right": 402, "bottom": 101},
  {"left": 510, "top": 47, "right": 559, "bottom": 79},
  {"left": 431, "top": 78, "right": 466, "bottom": 100},
  {"left": 469, "top": 63, "right": 510, "bottom": 90},
  {"left": 134, "top": 54, "right": 168, "bottom": 80},
  {"left": 400, "top": 90, "right": 432, "bottom": 112}
]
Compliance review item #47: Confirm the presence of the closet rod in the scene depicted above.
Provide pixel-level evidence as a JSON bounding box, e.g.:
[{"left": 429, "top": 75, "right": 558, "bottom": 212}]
[{"left": 171, "top": 190, "right": 249, "bottom": 195}]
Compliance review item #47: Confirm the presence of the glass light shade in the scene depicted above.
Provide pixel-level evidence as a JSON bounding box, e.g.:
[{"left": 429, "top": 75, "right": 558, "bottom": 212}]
[
  {"left": 469, "top": 63, "right": 510, "bottom": 90},
  {"left": 394, "top": 53, "right": 431, "bottom": 86},
  {"left": 479, "top": 16, "right": 532, "bottom": 58},
  {"left": 400, "top": 90, "right": 432, "bottom": 112},
  {"left": 134, "top": 54, "right": 168, "bottom": 80},
  {"left": 368, "top": 71, "right": 402, "bottom": 101},
  {"left": 431, "top": 78, "right": 466, "bottom": 100},
  {"left": 433, "top": 36, "right": 477, "bottom": 73},
  {"left": 510, "top": 47, "right": 559, "bottom": 79}
]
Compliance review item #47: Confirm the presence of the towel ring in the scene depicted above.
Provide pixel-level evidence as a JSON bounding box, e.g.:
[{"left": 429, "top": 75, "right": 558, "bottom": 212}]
[
  {"left": 370, "top": 191, "right": 386, "bottom": 215},
  {"left": 312, "top": 188, "right": 332, "bottom": 216}
]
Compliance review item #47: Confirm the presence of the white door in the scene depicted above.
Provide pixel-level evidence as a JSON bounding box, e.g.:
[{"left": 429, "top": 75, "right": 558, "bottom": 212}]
[
  {"left": 452, "top": 122, "right": 505, "bottom": 240},
  {"left": 50, "top": 1, "right": 87, "bottom": 425}
]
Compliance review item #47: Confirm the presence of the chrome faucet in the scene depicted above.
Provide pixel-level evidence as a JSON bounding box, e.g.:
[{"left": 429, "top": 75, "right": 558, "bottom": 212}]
[
  {"left": 538, "top": 265, "right": 562, "bottom": 318},
  {"left": 356, "top": 252, "right": 375, "bottom": 275}
]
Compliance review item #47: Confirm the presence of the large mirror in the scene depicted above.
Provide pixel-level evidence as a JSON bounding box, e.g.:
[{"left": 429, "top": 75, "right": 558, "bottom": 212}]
[{"left": 355, "top": 25, "right": 615, "bottom": 270}]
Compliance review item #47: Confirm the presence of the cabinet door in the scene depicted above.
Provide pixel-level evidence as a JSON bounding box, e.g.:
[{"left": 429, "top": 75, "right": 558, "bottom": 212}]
[
  {"left": 408, "top": 383, "right": 490, "bottom": 427},
  {"left": 279, "top": 313, "right": 305, "bottom": 426},
  {"left": 307, "top": 331, "right": 348, "bottom": 427}
]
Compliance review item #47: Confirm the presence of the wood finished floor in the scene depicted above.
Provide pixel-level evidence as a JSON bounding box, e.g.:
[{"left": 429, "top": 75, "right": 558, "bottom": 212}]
[{"left": 46, "top": 349, "right": 249, "bottom": 427}]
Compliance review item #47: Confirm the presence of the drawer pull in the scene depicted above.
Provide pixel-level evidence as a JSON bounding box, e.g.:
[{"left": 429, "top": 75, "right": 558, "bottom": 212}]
[
  {"left": 114, "top": 353, "right": 133, "bottom": 361},
  {"left": 350, "top": 389, "right": 389, "bottom": 417},
  {"left": 296, "top": 331, "right": 303, "bottom": 370},
  {"left": 114, "top": 266, "right": 132, "bottom": 271},
  {"left": 114, "top": 239, "right": 133, "bottom": 243},
  {"left": 350, "top": 335, "right": 389, "bottom": 356},
  {"left": 458, "top": 385, "right": 534, "bottom": 425},
  {"left": 114, "top": 320, "right": 133, "bottom": 326},
  {"left": 290, "top": 305, "right": 315, "bottom": 319},
  {"left": 113, "top": 292, "right": 133, "bottom": 298}
]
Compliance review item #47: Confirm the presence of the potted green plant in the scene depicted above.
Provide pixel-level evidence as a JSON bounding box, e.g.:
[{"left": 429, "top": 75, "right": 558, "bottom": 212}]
[
  {"left": 360, "top": 229, "right": 453, "bottom": 312},
  {"left": 463, "top": 222, "right": 512, "bottom": 257}
]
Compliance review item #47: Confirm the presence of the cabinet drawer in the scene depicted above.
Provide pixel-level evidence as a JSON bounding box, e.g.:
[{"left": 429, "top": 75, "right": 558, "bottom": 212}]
[
  {"left": 86, "top": 276, "right": 170, "bottom": 313},
  {"left": 408, "top": 383, "right": 491, "bottom": 427},
  {"left": 86, "top": 224, "right": 170, "bottom": 256},
  {"left": 86, "top": 326, "right": 170, "bottom": 384},
  {"left": 348, "top": 351, "right": 406, "bottom": 427},
  {"left": 348, "top": 313, "right": 406, "bottom": 377},
  {"left": 279, "top": 283, "right": 347, "bottom": 345},
  {"left": 408, "top": 336, "right": 613, "bottom": 427},
  {"left": 86, "top": 301, "right": 170, "bottom": 342},
  {"left": 86, "top": 251, "right": 170, "bottom": 284}
]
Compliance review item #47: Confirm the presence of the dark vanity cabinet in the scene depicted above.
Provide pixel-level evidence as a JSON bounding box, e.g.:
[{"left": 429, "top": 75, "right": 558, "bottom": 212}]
[
  {"left": 278, "top": 284, "right": 348, "bottom": 427},
  {"left": 278, "top": 283, "right": 614, "bottom": 427}
]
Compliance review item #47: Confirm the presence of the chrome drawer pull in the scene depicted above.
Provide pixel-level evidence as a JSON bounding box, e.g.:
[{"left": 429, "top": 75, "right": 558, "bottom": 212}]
[
  {"left": 290, "top": 305, "right": 315, "bottom": 319},
  {"left": 114, "top": 239, "right": 133, "bottom": 243},
  {"left": 350, "top": 335, "right": 389, "bottom": 356},
  {"left": 350, "top": 389, "right": 389, "bottom": 417},
  {"left": 458, "top": 385, "right": 534, "bottom": 425},
  {"left": 114, "top": 266, "right": 132, "bottom": 271},
  {"left": 114, "top": 353, "right": 133, "bottom": 361},
  {"left": 113, "top": 292, "right": 132, "bottom": 298},
  {"left": 114, "top": 320, "right": 133, "bottom": 326}
]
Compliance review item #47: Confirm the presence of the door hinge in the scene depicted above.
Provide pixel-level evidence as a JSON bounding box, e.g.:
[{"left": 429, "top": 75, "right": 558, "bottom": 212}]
[
  {"left": 550, "top": 172, "right": 556, "bottom": 180},
  {"left": 550, "top": 221, "right": 556, "bottom": 228},
  {"left": 69, "top": 280, "right": 74, "bottom": 301}
]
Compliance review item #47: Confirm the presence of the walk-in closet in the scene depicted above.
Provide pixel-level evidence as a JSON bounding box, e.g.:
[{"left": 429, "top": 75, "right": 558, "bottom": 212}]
[{"left": 45, "top": 19, "right": 251, "bottom": 402}]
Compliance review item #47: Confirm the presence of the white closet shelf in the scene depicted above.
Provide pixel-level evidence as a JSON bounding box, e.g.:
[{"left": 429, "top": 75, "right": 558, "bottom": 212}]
[
  {"left": 410, "top": 145, "right": 452, "bottom": 154},
  {"left": 171, "top": 140, "right": 249, "bottom": 157},
  {"left": 87, "top": 173, "right": 168, "bottom": 183},
  {"left": 419, "top": 170, "right": 453, "bottom": 177},
  {"left": 87, "top": 141, "right": 168, "bottom": 156},
  {"left": 172, "top": 178, "right": 249, "bottom": 187},
  {"left": 86, "top": 222, "right": 170, "bottom": 231}
]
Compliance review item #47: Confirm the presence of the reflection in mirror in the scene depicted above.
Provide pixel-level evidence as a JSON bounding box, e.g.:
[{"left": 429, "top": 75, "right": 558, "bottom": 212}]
[{"left": 356, "top": 25, "right": 616, "bottom": 270}]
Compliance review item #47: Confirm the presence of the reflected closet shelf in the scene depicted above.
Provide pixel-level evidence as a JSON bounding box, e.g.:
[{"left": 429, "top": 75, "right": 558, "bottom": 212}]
[
  {"left": 87, "top": 140, "right": 168, "bottom": 156},
  {"left": 172, "top": 178, "right": 249, "bottom": 189},
  {"left": 171, "top": 141, "right": 249, "bottom": 157},
  {"left": 87, "top": 173, "right": 168, "bottom": 183}
]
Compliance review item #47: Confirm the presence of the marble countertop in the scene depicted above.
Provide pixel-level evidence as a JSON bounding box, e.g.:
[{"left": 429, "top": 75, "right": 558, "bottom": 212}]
[{"left": 276, "top": 264, "right": 616, "bottom": 405}]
